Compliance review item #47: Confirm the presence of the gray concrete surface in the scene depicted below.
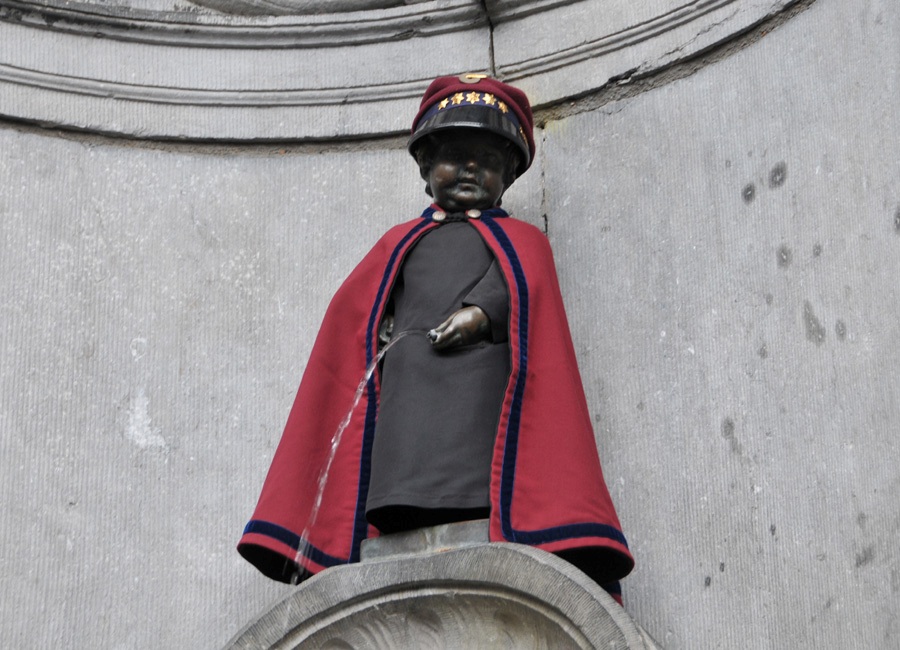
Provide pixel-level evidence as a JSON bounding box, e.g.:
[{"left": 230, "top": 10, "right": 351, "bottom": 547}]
[
  {"left": 0, "top": 137, "right": 419, "bottom": 647},
  {"left": 542, "top": 0, "right": 900, "bottom": 646},
  {"left": 1, "top": 0, "right": 898, "bottom": 647}
]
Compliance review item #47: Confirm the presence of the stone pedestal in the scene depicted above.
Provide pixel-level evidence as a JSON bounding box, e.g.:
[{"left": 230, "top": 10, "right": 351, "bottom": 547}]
[{"left": 226, "top": 521, "right": 660, "bottom": 649}]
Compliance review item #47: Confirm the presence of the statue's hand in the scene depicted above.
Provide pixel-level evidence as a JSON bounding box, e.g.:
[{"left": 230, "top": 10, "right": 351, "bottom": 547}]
[
  {"left": 428, "top": 306, "right": 491, "bottom": 351},
  {"left": 378, "top": 314, "right": 394, "bottom": 350}
]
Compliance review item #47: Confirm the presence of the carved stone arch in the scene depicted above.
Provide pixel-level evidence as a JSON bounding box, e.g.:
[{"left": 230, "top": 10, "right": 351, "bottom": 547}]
[{"left": 0, "top": 0, "right": 798, "bottom": 140}]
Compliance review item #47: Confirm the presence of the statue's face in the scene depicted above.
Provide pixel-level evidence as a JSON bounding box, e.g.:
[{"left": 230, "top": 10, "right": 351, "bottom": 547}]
[{"left": 426, "top": 131, "right": 510, "bottom": 212}]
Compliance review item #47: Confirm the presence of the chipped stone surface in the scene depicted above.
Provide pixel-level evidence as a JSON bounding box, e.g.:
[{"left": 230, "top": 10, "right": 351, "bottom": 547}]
[{"left": 125, "top": 388, "right": 167, "bottom": 450}]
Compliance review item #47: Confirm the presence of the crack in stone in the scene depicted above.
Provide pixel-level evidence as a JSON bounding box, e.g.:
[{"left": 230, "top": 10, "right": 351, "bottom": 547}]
[
  {"left": 534, "top": 0, "right": 818, "bottom": 127},
  {"left": 479, "top": 0, "right": 497, "bottom": 76}
]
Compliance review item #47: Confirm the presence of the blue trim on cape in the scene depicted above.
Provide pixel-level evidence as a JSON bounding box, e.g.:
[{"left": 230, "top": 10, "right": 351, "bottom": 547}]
[
  {"left": 353, "top": 217, "right": 434, "bottom": 562},
  {"left": 603, "top": 580, "right": 622, "bottom": 597},
  {"left": 480, "top": 216, "right": 629, "bottom": 550},
  {"left": 243, "top": 519, "right": 345, "bottom": 568}
]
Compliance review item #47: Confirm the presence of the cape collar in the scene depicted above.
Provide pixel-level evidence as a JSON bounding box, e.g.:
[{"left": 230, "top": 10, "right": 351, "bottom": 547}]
[{"left": 421, "top": 204, "right": 509, "bottom": 222}]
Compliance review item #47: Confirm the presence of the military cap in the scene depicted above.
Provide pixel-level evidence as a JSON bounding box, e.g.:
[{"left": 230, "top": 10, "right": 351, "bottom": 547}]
[{"left": 409, "top": 73, "right": 535, "bottom": 176}]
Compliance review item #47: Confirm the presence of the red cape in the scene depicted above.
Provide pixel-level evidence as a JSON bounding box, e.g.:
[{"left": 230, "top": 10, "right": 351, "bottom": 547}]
[{"left": 238, "top": 206, "right": 633, "bottom": 592}]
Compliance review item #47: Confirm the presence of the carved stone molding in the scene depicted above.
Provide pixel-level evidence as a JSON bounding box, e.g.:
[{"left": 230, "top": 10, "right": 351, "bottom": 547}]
[
  {"left": 0, "top": 0, "right": 799, "bottom": 140},
  {"left": 0, "top": 0, "right": 483, "bottom": 46},
  {"left": 186, "top": 0, "right": 432, "bottom": 18}
]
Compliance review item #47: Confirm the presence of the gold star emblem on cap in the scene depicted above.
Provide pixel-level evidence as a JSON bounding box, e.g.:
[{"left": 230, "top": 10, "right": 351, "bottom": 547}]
[
  {"left": 498, "top": 101, "right": 508, "bottom": 114},
  {"left": 482, "top": 93, "right": 496, "bottom": 106},
  {"left": 438, "top": 98, "right": 450, "bottom": 110},
  {"left": 451, "top": 93, "right": 465, "bottom": 105},
  {"left": 466, "top": 91, "right": 481, "bottom": 104}
]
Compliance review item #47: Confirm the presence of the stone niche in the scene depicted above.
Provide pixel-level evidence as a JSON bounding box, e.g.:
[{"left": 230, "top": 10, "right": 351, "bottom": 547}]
[{"left": 0, "top": 0, "right": 797, "bottom": 140}]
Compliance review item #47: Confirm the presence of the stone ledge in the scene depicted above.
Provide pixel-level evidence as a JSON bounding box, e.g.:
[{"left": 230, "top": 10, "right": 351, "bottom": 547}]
[
  {"left": 360, "top": 518, "right": 491, "bottom": 561},
  {"left": 227, "top": 525, "right": 660, "bottom": 649}
]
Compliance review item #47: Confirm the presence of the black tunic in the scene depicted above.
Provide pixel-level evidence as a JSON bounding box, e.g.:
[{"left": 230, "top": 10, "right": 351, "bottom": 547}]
[{"left": 366, "top": 221, "right": 510, "bottom": 533}]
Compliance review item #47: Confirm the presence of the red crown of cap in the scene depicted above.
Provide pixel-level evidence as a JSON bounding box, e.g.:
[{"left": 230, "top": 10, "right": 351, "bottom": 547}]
[{"left": 410, "top": 74, "right": 535, "bottom": 174}]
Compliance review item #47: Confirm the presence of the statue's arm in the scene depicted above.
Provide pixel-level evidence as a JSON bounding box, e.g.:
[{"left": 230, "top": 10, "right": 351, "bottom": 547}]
[
  {"left": 428, "top": 305, "right": 491, "bottom": 350},
  {"left": 429, "top": 258, "right": 509, "bottom": 350}
]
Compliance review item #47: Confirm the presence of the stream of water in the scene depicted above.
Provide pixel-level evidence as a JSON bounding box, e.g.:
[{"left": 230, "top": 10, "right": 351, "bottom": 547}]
[{"left": 291, "top": 329, "right": 426, "bottom": 579}]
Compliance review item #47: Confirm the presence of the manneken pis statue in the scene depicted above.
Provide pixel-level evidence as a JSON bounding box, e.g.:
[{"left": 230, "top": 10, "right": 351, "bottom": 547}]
[{"left": 237, "top": 74, "right": 634, "bottom": 602}]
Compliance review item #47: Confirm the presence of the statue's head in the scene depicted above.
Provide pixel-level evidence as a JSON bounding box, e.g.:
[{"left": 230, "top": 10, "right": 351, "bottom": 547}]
[{"left": 409, "top": 75, "right": 534, "bottom": 209}]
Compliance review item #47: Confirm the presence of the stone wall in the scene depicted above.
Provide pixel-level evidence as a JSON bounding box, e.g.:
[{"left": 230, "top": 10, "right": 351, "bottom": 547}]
[
  {"left": 1, "top": 0, "right": 898, "bottom": 647},
  {"left": 544, "top": 2, "right": 900, "bottom": 645}
]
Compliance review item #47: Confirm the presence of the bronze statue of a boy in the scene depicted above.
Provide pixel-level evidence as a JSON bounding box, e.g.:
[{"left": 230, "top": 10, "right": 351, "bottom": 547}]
[{"left": 239, "top": 74, "right": 634, "bottom": 601}]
